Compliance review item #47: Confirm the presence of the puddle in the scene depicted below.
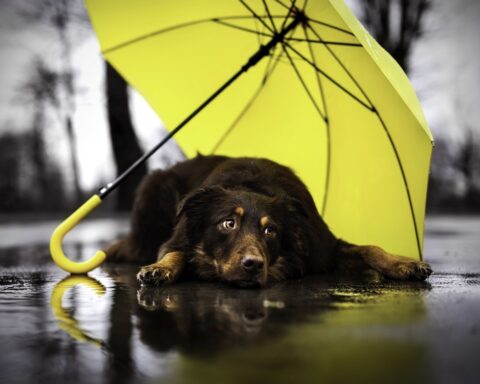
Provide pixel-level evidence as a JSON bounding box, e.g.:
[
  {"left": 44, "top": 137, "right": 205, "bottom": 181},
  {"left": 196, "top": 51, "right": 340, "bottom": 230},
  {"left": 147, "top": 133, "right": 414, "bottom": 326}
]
[{"left": 1, "top": 217, "right": 480, "bottom": 384}]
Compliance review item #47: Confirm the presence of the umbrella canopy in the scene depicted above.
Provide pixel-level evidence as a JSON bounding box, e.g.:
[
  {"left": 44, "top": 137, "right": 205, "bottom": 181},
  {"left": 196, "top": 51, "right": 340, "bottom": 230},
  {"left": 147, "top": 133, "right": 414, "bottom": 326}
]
[{"left": 85, "top": 0, "right": 433, "bottom": 260}]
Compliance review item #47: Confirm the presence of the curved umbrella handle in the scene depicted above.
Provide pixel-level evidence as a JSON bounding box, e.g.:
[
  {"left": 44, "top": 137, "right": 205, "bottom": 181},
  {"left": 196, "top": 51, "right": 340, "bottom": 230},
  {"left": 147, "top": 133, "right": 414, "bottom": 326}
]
[{"left": 50, "top": 194, "right": 107, "bottom": 274}]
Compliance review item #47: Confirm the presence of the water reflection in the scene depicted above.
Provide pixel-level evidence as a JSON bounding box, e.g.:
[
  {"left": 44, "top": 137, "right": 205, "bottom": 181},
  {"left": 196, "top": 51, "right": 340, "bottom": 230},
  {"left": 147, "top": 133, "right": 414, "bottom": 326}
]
[
  {"left": 50, "top": 275, "right": 106, "bottom": 348},
  {"left": 0, "top": 244, "right": 434, "bottom": 384},
  {"left": 135, "top": 283, "right": 289, "bottom": 354},
  {"left": 132, "top": 278, "right": 431, "bottom": 357},
  {"left": 49, "top": 267, "right": 433, "bottom": 360}
]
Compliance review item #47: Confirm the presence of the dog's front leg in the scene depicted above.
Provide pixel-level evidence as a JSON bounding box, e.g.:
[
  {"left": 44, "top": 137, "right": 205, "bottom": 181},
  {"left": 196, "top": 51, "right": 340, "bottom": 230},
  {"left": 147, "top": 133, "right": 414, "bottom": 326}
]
[
  {"left": 137, "top": 219, "right": 188, "bottom": 286},
  {"left": 136, "top": 251, "right": 185, "bottom": 286}
]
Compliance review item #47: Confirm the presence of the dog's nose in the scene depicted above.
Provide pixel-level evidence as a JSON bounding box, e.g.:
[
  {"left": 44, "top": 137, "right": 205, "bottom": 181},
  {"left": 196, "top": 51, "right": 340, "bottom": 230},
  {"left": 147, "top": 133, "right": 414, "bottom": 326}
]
[{"left": 241, "top": 255, "right": 264, "bottom": 272}]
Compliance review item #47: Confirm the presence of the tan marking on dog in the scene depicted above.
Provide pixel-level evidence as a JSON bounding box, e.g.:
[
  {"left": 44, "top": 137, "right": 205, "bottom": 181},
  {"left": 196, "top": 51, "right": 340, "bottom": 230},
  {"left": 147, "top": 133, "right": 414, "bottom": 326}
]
[
  {"left": 193, "top": 242, "right": 206, "bottom": 257},
  {"left": 220, "top": 256, "right": 241, "bottom": 275},
  {"left": 191, "top": 242, "right": 219, "bottom": 280},
  {"left": 235, "top": 207, "right": 245, "bottom": 217},
  {"left": 237, "top": 234, "right": 268, "bottom": 270},
  {"left": 158, "top": 251, "right": 184, "bottom": 270},
  {"left": 260, "top": 216, "right": 270, "bottom": 228},
  {"left": 242, "top": 234, "right": 262, "bottom": 250}
]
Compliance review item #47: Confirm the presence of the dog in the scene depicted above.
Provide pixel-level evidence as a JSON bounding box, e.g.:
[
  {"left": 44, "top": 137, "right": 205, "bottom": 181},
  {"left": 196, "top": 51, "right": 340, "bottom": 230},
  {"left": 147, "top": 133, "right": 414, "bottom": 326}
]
[{"left": 106, "top": 155, "right": 432, "bottom": 287}]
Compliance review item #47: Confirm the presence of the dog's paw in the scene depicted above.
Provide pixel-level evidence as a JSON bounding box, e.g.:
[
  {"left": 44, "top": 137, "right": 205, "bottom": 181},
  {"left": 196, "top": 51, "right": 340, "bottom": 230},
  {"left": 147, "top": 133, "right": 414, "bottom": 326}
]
[
  {"left": 136, "top": 263, "right": 178, "bottom": 286},
  {"left": 391, "top": 260, "right": 433, "bottom": 281}
]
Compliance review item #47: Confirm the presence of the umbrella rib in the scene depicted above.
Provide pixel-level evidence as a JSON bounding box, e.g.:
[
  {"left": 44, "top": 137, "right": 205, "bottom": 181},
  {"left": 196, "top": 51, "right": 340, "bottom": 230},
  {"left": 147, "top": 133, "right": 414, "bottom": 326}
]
[
  {"left": 280, "top": 0, "right": 297, "bottom": 31},
  {"left": 255, "top": 14, "right": 265, "bottom": 46},
  {"left": 280, "top": 43, "right": 326, "bottom": 121},
  {"left": 307, "top": 23, "right": 422, "bottom": 258},
  {"left": 212, "top": 21, "right": 358, "bottom": 48},
  {"left": 306, "top": 18, "right": 355, "bottom": 36},
  {"left": 253, "top": 16, "right": 261, "bottom": 46},
  {"left": 102, "top": 15, "right": 275, "bottom": 54},
  {"left": 258, "top": 11, "right": 271, "bottom": 45},
  {"left": 272, "top": 0, "right": 353, "bottom": 38},
  {"left": 100, "top": 15, "right": 352, "bottom": 56},
  {"left": 303, "top": 27, "right": 328, "bottom": 119},
  {"left": 262, "top": 46, "right": 281, "bottom": 84},
  {"left": 262, "top": 0, "right": 278, "bottom": 33},
  {"left": 210, "top": 47, "right": 285, "bottom": 154},
  {"left": 284, "top": 37, "right": 362, "bottom": 47},
  {"left": 303, "top": 25, "right": 331, "bottom": 216},
  {"left": 273, "top": 0, "right": 291, "bottom": 11},
  {"left": 302, "top": 0, "right": 309, "bottom": 12},
  {"left": 283, "top": 41, "right": 373, "bottom": 111},
  {"left": 375, "top": 112, "right": 423, "bottom": 259},
  {"left": 213, "top": 20, "right": 274, "bottom": 39},
  {"left": 306, "top": 24, "right": 371, "bottom": 106},
  {"left": 239, "top": 0, "right": 275, "bottom": 34}
]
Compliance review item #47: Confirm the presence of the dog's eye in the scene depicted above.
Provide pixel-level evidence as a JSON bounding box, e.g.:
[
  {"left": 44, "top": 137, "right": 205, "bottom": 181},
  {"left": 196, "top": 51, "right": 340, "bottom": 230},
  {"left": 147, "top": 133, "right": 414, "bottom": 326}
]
[
  {"left": 264, "top": 225, "right": 276, "bottom": 237},
  {"left": 222, "top": 219, "right": 237, "bottom": 230}
]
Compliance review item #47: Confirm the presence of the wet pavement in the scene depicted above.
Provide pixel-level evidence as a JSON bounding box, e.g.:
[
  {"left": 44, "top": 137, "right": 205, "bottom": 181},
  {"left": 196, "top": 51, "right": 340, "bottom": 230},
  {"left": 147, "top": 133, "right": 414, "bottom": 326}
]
[{"left": 0, "top": 216, "right": 479, "bottom": 384}]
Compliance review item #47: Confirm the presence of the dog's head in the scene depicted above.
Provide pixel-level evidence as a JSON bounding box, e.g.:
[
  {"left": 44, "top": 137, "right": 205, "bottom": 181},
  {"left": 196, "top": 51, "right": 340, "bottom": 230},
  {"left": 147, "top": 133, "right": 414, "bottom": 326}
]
[{"left": 177, "top": 186, "right": 306, "bottom": 287}]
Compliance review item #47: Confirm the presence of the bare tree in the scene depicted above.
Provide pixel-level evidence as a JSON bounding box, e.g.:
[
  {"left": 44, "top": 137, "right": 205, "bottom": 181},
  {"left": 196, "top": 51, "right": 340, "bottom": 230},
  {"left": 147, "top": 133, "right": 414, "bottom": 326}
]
[
  {"left": 0, "top": 133, "right": 26, "bottom": 211},
  {"left": 106, "top": 62, "right": 147, "bottom": 210},
  {"left": 18, "top": 58, "right": 68, "bottom": 211},
  {"left": 22, "top": 58, "right": 58, "bottom": 201},
  {"left": 19, "top": 0, "right": 147, "bottom": 210},
  {"left": 455, "top": 130, "right": 480, "bottom": 211},
  {"left": 18, "top": 0, "right": 88, "bottom": 203},
  {"left": 359, "top": 0, "right": 431, "bottom": 72},
  {"left": 426, "top": 136, "right": 454, "bottom": 212}
]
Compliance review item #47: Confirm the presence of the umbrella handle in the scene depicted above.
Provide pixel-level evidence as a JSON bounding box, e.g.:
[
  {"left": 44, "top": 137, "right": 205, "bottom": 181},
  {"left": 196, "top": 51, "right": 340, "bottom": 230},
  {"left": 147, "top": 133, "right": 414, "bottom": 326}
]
[{"left": 50, "top": 194, "right": 107, "bottom": 274}]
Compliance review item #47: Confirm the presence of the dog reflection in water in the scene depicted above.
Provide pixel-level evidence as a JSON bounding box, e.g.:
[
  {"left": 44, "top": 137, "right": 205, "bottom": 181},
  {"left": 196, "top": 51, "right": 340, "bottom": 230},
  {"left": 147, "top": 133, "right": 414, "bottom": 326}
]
[{"left": 134, "top": 282, "right": 307, "bottom": 353}]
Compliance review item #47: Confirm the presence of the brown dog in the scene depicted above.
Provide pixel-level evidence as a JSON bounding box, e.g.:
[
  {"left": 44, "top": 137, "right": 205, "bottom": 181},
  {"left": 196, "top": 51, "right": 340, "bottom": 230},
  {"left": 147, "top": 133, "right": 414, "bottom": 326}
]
[{"left": 107, "top": 155, "right": 432, "bottom": 287}]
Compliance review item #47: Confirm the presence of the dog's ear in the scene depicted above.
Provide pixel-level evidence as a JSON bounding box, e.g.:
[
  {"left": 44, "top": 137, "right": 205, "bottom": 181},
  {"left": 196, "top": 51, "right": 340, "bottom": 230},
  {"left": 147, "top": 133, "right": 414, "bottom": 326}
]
[
  {"left": 177, "top": 186, "right": 228, "bottom": 222},
  {"left": 273, "top": 193, "right": 310, "bottom": 221},
  {"left": 283, "top": 196, "right": 310, "bottom": 219},
  {"left": 275, "top": 194, "right": 311, "bottom": 257}
]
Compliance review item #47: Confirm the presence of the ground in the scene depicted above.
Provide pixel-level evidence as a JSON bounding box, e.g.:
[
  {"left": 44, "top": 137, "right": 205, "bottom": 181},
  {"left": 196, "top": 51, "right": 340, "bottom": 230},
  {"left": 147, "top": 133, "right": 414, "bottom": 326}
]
[{"left": 0, "top": 215, "right": 479, "bottom": 384}]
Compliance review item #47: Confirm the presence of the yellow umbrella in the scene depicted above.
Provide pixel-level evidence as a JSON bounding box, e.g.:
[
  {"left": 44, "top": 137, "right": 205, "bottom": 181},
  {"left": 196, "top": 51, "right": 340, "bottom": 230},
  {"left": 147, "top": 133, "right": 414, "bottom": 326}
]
[{"left": 50, "top": 0, "right": 433, "bottom": 274}]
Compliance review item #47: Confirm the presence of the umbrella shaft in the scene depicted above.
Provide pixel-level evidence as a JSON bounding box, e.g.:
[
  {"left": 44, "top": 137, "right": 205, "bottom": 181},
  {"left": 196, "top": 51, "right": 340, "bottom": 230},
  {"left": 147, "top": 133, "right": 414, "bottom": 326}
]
[{"left": 99, "top": 10, "right": 304, "bottom": 199}]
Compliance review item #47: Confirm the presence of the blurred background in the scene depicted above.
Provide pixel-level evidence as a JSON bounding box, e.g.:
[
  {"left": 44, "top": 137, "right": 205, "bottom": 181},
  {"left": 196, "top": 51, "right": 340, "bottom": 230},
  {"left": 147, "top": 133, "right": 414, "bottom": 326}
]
[{"left": 0, "top": 0, "right": 479, "bottom": 217}]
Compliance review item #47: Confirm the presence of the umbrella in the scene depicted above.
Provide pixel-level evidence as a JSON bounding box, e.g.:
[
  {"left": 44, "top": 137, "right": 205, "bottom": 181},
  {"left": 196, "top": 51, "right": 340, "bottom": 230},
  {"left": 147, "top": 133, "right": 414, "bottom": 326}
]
[{"left": 50, "top": 0, "right": 433, "bottom": 274}]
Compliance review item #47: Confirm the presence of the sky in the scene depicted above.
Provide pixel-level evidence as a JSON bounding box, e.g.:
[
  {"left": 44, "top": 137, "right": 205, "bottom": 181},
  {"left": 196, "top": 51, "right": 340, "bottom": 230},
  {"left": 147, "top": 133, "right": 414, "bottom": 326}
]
[{"left": 0, "top": 0, "right": 479, "bottom": 191}]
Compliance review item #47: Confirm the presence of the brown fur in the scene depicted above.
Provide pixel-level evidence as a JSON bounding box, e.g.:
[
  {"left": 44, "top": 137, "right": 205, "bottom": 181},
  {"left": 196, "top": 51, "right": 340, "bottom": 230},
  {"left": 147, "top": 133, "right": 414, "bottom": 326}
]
[{"left": 106, "top": 155, "right": 432, "bottom": 287}]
